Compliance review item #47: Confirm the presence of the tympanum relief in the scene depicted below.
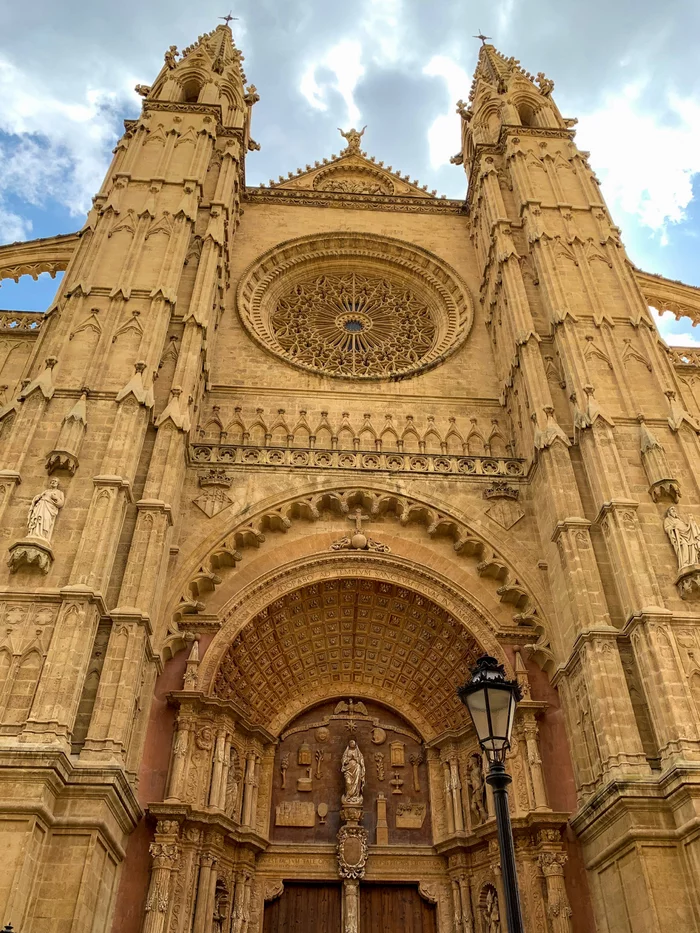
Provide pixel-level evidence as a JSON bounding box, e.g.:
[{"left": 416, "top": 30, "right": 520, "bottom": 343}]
[{"left": 270, "top": 698, "right": 431, "bottom": 845}]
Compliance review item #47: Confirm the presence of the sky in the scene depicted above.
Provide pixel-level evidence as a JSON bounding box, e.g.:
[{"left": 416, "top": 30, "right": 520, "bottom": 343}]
[{"left": 1, "top": 0, "right": 700, "bottom": 347}]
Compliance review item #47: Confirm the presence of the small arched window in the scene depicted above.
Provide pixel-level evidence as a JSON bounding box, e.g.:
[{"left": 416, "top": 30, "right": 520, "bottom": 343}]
[
  {"left": 517, "top": 101, "right": 535, "bottom": 127},
  {"left": 182, "top": 79, "right": 201, "bottom": 104}
]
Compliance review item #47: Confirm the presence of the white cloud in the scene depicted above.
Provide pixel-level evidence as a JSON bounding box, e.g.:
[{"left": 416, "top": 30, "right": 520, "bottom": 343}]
[
  {"left": 0, "top": 56, "right": 131, "bottom": 244},
  {"left": 361, "top": 0, "right": 403, "bottom": 66},
  {"left": 577, "top": 81, "right": 700, "bottom": 237},
  {"left": 300, "top": 40, "right": 365, "bottom": 126},
  {"left": 422, "top": 55, "right": 469, "bottom": 169}
]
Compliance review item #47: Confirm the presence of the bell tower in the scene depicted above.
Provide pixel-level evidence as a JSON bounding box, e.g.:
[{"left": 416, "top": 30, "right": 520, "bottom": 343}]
[
  {"left": 0, "top": 22, "right": 258, "bottom": 929},
  {"left": 456, "top": 41, "right": 700, "bottom": 931}
]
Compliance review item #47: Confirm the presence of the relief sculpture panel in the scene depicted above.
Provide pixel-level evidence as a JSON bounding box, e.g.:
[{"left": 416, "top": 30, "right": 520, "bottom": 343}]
[{"left": 270, "top": 698, "right": 431, "bottom": 846}]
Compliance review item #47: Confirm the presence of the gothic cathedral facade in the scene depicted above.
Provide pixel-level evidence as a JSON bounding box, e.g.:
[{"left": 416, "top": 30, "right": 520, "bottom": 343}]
[{"left": 1, "top": 23, "right": 700, "bottom": 933}]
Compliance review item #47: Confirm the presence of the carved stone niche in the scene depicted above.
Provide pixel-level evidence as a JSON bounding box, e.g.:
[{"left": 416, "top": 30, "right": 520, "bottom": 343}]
[
  {"left": 8, "top": 538, "right": 54, "bottom": 574},
  {"left": 46, "top": 391, "right": 88, "bottom": 475}
]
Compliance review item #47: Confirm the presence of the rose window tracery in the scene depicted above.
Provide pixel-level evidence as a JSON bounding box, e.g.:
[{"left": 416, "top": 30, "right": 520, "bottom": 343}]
[
  {"left": 236, "top": 233, "right": 474, "bottom": 381},
  {"left": 271, "top": 272, "right": 437, "bottom": 378}
]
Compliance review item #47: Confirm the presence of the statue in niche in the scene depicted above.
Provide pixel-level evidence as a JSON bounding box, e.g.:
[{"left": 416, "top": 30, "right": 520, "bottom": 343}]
[
  {"left": 341, "top": 739, "right": 365, "bottom": 805},
  {"left": 225, "top": 749, "right": 240, "bottom": 818},
  {"left": 664, "top": 506, "right": 700, "bottom": 570},
  {"left": 212, "top": 882, "right": 229, "bottom": 933},
  {"left": 27, "top": 478, "right": 65, "bottom": 542},
  {"left": 483, "top": 887, "right": 501, "bottom": 933},
  {"left": 468, "top": 754, "right": 488, "bottom": 825}
]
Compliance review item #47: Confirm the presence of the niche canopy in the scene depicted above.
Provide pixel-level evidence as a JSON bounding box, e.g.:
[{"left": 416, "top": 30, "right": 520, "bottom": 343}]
[{"left": 235, "top": 232, "right": 474, "bottom": 380}]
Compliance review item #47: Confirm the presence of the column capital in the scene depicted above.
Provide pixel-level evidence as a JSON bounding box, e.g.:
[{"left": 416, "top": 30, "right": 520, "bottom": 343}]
[{"left": 538, "top": 850, "right": 567, "bottom": 876}]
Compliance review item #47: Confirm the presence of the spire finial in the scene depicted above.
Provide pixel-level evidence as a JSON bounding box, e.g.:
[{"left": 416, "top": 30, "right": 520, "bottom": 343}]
[
  {"left": 473, "top": 31, "right": 492, "bottom": 45},
  {"left": 219, "top": 12, "right": 238, "bottom": 26}
]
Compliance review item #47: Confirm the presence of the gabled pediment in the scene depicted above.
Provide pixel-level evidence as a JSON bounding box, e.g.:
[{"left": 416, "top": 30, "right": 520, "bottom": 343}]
[{"left": 261, "top": 129, "right": 440, "bottom": 199}]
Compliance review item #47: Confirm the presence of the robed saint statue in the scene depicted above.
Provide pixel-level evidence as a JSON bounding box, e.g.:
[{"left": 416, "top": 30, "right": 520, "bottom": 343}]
[{"left": 341, "top": 739, "right": 365, "bottom": 806}]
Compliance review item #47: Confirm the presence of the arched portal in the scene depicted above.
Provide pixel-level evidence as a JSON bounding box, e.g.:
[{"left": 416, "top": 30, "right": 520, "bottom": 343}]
[{"left": 137, "top": 553, "right": 577, "bottom": 933}]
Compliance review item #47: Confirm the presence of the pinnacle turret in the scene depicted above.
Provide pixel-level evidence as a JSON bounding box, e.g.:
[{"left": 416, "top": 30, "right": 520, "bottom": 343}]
[
  {"left": 454, "top": 43, "right": 565, "bottom": 174},
  {"left": 135, "top": 23, "right": 258, "bottom": 130}
]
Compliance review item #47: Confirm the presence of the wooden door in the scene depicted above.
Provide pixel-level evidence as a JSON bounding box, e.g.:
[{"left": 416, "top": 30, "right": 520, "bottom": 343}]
[
  {"left": 360, "top": 883, "right": 437, "bottom": 933},
  {"left": 263, "top": 881, "right": 342, "bottom": 933}
]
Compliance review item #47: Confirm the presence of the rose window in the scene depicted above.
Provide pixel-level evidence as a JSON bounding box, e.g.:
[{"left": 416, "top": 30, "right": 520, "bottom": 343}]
[
  {"left": 236, "top": 232, "right": 474, "bottom": 381},
  {"left": 270, "top": 272, "right": 437, "bottom": 378}
]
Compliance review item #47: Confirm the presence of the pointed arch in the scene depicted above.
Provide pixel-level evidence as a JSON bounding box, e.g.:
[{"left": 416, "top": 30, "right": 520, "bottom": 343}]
[
  {"left": 3, "top": 649, "right": 43, "bottom": 725},
  {"left": 166, "top": 482, "right": 552, "bottom": 673}
]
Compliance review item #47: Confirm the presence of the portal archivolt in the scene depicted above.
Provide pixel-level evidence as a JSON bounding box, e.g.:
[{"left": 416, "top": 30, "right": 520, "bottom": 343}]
[{"left": 168, "top": 484, "right": 552, "bottom": 670}]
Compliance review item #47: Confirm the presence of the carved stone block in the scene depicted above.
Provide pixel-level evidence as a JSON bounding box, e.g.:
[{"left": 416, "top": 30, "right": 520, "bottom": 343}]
[
  {"left": 275, "top": 801, "right": 316, "bottom": 827},
  {"left": 8, "top": 538, "right": 54, "bottom": 574},
  {"left": 395, "top": 803, "right": 426, "bottom": 829},
  {"left": 676, "top": 566, "right": 700, "bottom": 601}
]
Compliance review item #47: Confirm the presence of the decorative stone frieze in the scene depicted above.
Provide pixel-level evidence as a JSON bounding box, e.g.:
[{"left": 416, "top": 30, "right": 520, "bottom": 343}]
[{"left": 191, "top": 443, "right": 526, "bottom": 478}]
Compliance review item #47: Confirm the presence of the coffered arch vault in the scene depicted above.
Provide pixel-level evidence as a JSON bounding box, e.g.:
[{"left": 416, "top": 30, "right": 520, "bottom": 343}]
[{"left": 195, "top": 551, "right": 513, "bottom": 740}]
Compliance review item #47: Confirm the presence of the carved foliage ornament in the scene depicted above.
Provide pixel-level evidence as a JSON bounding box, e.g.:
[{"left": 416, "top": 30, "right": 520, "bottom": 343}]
[{"left": 236, "top": 233, "right": 473, "bottom": 381}]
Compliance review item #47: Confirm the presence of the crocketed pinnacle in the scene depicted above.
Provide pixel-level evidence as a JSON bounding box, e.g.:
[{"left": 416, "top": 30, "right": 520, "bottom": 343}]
[{"left": 468, "top": 42, "right": 552, "bottom": 103}]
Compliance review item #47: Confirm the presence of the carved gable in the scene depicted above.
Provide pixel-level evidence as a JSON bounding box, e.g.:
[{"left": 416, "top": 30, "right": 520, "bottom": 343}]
[{"left": 265, "top": 152, "right": 438, "bottom": 199}]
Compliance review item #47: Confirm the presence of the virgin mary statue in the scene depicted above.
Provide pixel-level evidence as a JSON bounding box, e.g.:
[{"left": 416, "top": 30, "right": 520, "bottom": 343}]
[{"left": 341, "top": 739, "right": 365, "bottom": 806}]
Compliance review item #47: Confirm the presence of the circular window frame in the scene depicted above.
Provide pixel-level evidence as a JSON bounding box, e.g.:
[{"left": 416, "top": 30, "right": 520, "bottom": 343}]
[{"left": 235, "top": 232, "right": 474, "bottom": 382}]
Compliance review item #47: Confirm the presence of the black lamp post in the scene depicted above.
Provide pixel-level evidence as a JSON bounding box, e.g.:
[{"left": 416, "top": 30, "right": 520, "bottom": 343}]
[{"left": 457, "top": 654, "right": 524, "bottom": 933}]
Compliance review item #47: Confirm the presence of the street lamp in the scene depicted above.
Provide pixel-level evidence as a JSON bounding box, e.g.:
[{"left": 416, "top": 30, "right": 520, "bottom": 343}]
[{"left": 457, "top": 654, "right": 524, "bottom": 933}]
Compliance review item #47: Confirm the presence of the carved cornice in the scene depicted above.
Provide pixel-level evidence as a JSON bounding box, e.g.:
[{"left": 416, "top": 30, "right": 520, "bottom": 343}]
[
  {"left": 244, "top": 187, "right": 464, "bottom": 214},
  {"left": 190, "top": 444, "right": 527, "bottom": 480},
  {"left": 147, "top": 803, "right": 269, "bottom": 853},
  {"left": 143, "top": 100, "right": 222, "bottom": 119}
]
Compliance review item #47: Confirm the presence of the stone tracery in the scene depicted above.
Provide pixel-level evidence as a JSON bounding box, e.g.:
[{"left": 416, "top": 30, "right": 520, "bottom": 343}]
[
  {"left": 235, "top": 232, "right": 474, "bottom": 381},
  {"left": 271, "top": 271, "right": 437, "bottom": 378}
]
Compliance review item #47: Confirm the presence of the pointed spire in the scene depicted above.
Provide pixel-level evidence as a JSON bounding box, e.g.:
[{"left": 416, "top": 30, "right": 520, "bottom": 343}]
[
  {"left": 638, "top": 414, "right": 663, "bottom": 454},
  {"left": 665, "top": 389, "right": 700, "bottom": 433},
  {"left": 469, "top": 42, "right": 554, "bottom": 103},
  {"left": 156, "top": 386, "right": 191, "bottom": 432},
  {"left": 138, "top": 22, "right": 252, "bottom": 130},
  {"left": 583, "top": 384, "right": 615, "bottom": 427},
  {"left": 533, "top": 407, "right": 570, "bottom": 450}
]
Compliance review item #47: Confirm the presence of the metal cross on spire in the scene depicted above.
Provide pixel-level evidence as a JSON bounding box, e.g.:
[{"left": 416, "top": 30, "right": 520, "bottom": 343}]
[
  {"left": 473, "top": 31, "right": 492, "bottom": 45},
  {"left": 219, "top": 12, "right": 238, "bottom": 26}
]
